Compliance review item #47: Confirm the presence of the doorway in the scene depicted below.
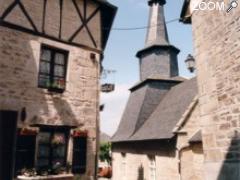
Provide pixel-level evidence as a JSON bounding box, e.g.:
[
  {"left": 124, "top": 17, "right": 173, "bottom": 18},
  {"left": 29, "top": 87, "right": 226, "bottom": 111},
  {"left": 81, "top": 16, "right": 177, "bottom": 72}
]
[{"left": 0, "top": 110, "right": 18, "bottom": 180}]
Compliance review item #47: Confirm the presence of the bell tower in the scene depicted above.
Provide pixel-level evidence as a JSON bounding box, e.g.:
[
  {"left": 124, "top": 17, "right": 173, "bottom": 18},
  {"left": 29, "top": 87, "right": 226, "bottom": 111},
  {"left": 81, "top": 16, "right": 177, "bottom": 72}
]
[
  {"left": 112, "top": 0, "right": 184, "bottom": 143},
  {"left": 136, "top": 0, "right": 180, "bottom": 81}
]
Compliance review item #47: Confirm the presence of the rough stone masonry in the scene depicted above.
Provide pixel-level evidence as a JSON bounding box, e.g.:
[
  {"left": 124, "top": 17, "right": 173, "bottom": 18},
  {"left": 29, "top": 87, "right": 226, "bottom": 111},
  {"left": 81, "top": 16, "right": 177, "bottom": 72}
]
[{"left": 191, "top": 0, "right": 240, "bottom": 179}]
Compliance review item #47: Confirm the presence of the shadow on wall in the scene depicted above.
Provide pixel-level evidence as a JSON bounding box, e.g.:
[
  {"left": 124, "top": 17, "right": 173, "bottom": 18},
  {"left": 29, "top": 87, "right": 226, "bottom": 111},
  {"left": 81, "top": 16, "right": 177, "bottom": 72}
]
[
  {"left": 112, "top": 139, "right": 177, "bottom": 157},
  {"left": 217, "top": 131, "right": 240, "bottom": 180},
  {"left": 14, "top": 32, "right": 80, "bottom": 127},
  {"left": 52, "top": 96, "right": 80, "bottom": 126},
  {"left": 137, "top": 165, "right": 144, "bottom": 180}
]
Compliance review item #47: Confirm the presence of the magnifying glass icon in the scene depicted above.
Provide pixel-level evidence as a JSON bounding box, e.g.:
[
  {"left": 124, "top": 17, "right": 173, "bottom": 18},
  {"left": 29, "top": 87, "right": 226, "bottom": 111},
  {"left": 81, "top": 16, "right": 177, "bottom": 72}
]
[{"left": 227, "top": 0, "right": 238, "bottom": 12}]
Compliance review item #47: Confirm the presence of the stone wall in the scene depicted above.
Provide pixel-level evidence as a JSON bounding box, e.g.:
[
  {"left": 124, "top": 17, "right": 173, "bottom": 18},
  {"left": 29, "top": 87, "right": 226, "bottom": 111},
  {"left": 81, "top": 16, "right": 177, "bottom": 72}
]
[
  {"left": 176, "top": 102, "right": 204, "bottom": 180},
  {"left": 180, "top": 144, "right": 204, "bottom": 180},
  {"left": 112, "top": 152, "right": 179, "bottom": 180},
  {"left": 0, "top": 24, "right": 100, "bottom": 179},
  {"left": 190, "top": 0, "right": 240, "bottom": 179},
  {"left": 112, "top": 141, "right": 179, "bottom": 180}
]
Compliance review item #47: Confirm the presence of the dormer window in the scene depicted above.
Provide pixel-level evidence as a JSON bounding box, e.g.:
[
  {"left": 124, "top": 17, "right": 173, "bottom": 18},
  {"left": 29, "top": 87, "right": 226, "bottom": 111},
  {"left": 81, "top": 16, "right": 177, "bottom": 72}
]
[{"left": 38, "top": 45, "right": 68, "bottom": 93}]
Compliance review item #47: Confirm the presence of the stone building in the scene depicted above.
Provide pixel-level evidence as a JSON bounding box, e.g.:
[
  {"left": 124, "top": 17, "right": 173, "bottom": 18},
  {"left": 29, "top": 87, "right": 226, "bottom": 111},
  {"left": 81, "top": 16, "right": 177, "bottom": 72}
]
[
  {"left": 181, "top": 0, "right": 240, "bottom": 179},
  {"left": 0, "top": 0, "right": 116, "bottom": 179},
  {"left": 111, "top": 0, "right": 204, "bottom": 180}
]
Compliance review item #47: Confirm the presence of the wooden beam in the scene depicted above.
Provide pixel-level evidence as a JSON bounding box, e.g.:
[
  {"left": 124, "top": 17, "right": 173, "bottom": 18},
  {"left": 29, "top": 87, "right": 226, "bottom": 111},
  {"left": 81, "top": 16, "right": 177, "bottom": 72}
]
[
  {"left": 72, "top": 0, "right": 84, "bottom": 23},
  {"left": 69, "top": 6, "right": 100, "bottom": 43},
  {"left": 42, "top": 0, "right": 47, "bottom": 33},
  {"left": 83, "top": 0, "right": 87, "bottom": 20},
  {"left": 59, "top": 0, "right": 63, "bottom": 39},
  {"left": 18, "top": 1, "right": 38, "bottom": 32},
  {"left": 1, "top": 0, "right": 18, "bottom": 20},
  {"left": 0, "top": 20, "right": 102, "bottom": 53},
  {"left": 72, "top": 0, "right": 98, "bottom": 47}
]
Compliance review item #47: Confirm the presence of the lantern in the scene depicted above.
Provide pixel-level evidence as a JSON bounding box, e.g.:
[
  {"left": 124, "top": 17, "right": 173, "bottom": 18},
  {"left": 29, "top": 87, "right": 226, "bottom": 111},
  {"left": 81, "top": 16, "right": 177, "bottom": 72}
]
[{"left": 185, "top": 54, "right": 196, "bottom": 73}]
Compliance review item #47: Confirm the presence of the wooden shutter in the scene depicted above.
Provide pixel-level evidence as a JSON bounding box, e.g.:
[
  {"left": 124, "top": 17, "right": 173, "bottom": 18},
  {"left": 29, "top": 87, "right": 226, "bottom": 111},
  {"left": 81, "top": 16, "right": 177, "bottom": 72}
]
[
  {"left": 72, "top": 137, "right": 87, "bottom": 174},
  {"left": 15, "top": 133, "right": 36, "bottom": 175}
]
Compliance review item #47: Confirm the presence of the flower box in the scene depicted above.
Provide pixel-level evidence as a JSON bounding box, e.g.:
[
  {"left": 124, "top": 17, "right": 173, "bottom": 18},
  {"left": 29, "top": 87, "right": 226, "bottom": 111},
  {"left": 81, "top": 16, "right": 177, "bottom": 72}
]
[
  {"left": 17, "top": 174, "right": 74, "bottom": 180},
  {"left": 101, "top": 83, "right": 115, "bottom": 93},
  {"left": 72, "top": 130, "right": 88, "bottom": 137},
  {"left": 20, "top": 128, "right": 39, "bottom": 136}
]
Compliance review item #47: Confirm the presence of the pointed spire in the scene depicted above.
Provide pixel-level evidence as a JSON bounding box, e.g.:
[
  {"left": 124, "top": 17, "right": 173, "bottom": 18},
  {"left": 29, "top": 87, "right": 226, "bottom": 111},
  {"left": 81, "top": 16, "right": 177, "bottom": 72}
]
[{"left": 145, "top": 0, "right": 169, "bottom": 47}]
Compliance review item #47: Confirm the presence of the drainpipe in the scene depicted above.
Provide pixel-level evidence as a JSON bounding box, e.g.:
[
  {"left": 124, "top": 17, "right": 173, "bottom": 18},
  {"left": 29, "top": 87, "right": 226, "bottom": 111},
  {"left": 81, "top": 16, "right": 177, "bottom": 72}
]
[
  {"left": 94, "top": 53, "right": 102, "bottom": 180},
  {"left": 176, "top": 144, "right": 189, "bottom": 180}
]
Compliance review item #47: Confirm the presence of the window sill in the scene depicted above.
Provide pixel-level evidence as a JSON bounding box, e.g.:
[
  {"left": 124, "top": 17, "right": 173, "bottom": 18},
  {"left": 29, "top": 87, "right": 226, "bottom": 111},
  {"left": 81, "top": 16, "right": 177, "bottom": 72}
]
[
  {"left": 47, "top": 87, "right": 65, "bottom": 93},
  {"left": 38, "top": 86, "right": 65, "bottom": 93},
  {"left": 17, "top": 174, "right": 74, "bottom": 180}
]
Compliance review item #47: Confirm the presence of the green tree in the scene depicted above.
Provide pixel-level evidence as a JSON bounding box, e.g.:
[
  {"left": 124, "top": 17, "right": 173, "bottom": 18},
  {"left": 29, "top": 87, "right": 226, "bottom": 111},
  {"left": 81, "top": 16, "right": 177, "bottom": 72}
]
[{"left": 99, "top": 143, "right": 111, "bottom": 165}]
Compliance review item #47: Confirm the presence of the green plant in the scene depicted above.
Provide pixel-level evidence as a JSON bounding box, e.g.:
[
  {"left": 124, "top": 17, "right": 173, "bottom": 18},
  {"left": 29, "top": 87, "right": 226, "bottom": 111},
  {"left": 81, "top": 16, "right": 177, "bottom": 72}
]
[
  {"left": 66, "top": 162, "right": 72, "bottom": 173},
  {"left": 99, "top": 143, "right": 111, "bottom": 165},
  {"left": 46, "top": 80, "right": 51, "bottom": 88},
  {"left": 52, "top": 162, "right": 62, "bottom": 174},
  {"left": 21, "top": 168, "right": 37, "bottom": 177}
]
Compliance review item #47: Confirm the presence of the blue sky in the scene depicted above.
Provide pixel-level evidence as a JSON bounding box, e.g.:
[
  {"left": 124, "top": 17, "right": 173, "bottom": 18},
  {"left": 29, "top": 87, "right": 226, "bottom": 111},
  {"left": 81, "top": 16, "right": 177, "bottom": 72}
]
[{"left": 100, "top": 0, "right": 195, "bottom": 136}]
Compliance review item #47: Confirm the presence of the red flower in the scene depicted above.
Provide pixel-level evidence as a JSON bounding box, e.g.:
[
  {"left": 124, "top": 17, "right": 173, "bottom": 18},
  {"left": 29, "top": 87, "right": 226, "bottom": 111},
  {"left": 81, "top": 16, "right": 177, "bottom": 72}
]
[{"left": 72, "top": 130, "right": 88, "bottom": 137}]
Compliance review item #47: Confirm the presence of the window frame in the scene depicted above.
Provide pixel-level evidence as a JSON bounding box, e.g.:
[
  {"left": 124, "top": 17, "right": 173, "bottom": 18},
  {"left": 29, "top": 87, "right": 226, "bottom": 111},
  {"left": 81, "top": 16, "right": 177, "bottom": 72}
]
[
  {"left": 38, "top": 44, "right": 69, "bottom": 93},
  {"left": 148, "top": 155, "right": 156, "bottom": 180},
  {"left": 121, "top": 153, "right": 127, "bottom": 180},
  {"left": 36, "top": 126, "right": 70, "bottom": 173}
]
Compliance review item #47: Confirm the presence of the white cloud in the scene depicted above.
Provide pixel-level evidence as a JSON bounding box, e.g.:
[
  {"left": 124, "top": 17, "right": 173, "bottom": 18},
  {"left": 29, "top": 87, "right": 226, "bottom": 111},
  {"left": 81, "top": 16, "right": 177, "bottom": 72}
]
[{"left": 100, "top": 84, "right": 131, "bottom": 136}]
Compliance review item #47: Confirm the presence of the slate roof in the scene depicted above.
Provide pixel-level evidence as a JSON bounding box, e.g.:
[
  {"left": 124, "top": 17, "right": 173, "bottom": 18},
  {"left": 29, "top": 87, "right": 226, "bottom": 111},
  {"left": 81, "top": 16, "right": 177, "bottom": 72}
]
[
  {"left": 112, "top": 78, "right": 197, "bottom": 142},
  {"left": 111, "top": 85, "right": 149, "bottom": 142},
  {"left": 189, "top": 130, "right": 202, "bottom": 143}
]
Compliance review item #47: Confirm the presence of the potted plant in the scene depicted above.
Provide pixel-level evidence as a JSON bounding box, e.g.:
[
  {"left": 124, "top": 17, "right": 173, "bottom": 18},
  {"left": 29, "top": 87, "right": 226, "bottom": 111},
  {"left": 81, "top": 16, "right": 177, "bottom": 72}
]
[{"left": 51, "top": 134, "right": 65, "bottom": 145}]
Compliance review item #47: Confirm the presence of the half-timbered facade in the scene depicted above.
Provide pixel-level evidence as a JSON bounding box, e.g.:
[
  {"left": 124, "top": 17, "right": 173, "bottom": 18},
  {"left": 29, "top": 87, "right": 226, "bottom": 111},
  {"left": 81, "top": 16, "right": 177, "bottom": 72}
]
[{"left": 0, "top": 0, "right": 116, "bottom": 179}]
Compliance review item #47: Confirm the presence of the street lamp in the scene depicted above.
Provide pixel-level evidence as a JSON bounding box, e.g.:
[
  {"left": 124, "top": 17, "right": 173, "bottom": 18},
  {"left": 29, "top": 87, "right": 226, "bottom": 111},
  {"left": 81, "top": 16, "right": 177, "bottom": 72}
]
[{"left": 185, "top": 54, "right": 196, "bottom": 73}]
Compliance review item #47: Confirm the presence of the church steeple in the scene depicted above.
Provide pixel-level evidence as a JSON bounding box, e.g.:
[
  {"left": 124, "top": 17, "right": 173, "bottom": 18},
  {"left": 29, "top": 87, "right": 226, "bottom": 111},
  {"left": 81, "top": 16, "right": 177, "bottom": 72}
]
[
  {"left": 136, "top": 0, "right": 180, "bottom": 81},
  {"left": 145, "top": 0, "right": 169, "bottom": 47}
]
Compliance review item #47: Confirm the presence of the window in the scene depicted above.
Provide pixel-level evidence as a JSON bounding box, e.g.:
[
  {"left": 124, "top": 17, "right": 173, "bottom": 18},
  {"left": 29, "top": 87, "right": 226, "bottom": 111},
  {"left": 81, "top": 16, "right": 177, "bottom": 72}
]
[
  {"left": 121, "top": 153, "right": 126, "bottom": 180},
  {"left": 15, "top": 131, "right": 36, "bottom": 176},
  {"left": 72, "top": 137, "right": 87, "bottom": 174},
  {"left": 37, "top": 128, "right": 69, "bottom": 174},
  {"left": 38, "top": 45, "right": 68, "bottom": 93},
  {"left": 149, "top": 156, "right": 156, "bottom": 180}
]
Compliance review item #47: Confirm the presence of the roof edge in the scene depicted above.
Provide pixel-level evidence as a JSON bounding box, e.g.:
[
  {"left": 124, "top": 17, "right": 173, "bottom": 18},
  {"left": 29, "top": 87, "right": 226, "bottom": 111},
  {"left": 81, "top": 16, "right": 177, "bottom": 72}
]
[
  {"left": 130, "top": 78, "right": 184, "bottom": 92},
  {"left": 173, "top": 96, "right": 199, "bottom": 133},
  {"left": 111, "top": 136, "right": 175, "bottom": 143},
  {"left": 189, "top": 130, "right": 202, "bottom": 143},
  {"left": 136, "top": 44, "right": 180, "bottom": 58},
  {"left": 98, "top": 0, "right": 118, "bottom": 51}
]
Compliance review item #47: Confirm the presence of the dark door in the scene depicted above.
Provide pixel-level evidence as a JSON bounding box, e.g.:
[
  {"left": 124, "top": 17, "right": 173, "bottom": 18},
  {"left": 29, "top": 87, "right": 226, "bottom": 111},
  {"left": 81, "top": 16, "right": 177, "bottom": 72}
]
[
  {"left": 72, "top": 137, "right": 87, "bottom": 174},
  {"left": 0, "top": 110, "right": 18, "bottom": 180}
]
